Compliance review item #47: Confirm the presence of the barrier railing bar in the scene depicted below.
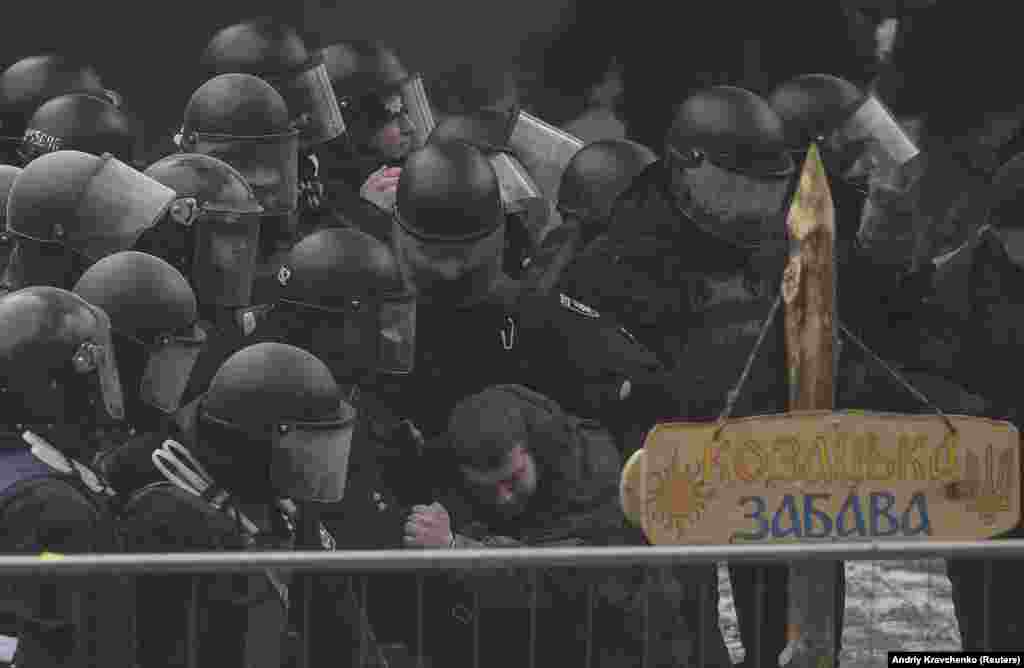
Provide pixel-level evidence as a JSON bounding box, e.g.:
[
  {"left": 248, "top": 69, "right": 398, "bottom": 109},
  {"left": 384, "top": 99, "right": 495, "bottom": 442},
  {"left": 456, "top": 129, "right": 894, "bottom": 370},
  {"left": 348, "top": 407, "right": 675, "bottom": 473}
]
[{"left": 2, "top": 541, "right": 1023, "bottom": 576}]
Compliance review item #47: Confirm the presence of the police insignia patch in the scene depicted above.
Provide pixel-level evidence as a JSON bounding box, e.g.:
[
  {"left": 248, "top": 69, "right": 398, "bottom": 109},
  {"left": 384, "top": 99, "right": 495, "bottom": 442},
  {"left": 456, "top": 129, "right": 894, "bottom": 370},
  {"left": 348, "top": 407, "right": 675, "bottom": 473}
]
[{"left": 560, "top": 293, "right": 600, "bottom": 318}]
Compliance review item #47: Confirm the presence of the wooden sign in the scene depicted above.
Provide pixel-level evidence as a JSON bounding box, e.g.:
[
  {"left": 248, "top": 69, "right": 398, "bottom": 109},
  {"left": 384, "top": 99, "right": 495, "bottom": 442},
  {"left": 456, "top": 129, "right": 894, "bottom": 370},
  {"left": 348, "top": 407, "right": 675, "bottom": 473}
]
[{"left": 621, "top": 411, "right": 1020, "bottom": 545}]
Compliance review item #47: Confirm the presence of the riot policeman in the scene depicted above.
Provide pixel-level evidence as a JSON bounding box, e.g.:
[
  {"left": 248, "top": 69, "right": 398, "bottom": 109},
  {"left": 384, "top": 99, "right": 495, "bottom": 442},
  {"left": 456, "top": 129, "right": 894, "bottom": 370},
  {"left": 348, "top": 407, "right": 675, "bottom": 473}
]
[
  {"left": 140, "top": 150, "right": 278, "bottom": 404},
  {"left": 175, "top": 73, "right": 300, "bottom": 257},
  {"left": 2, "top": 149, "right": 176, "bottom": 291},
  {"left": 19, "top": 93, "right": 137, "bottom": 166},
  {"left": 0, "top": 286, "right": 133, "bottom": 668},
  {"left": 255, "top": 227, "right": 425, "bottom": 661},
  {"left": 116, "top": 342, "right": 379, "bottom": 668},
  {"left": 0, "top": 54, "right": 119, "bottom": 164},
  {"left": 523, "top": 138, "right": 657, "bottom": 295},
  {"left": 391, "top": 140, "right": 682, "bottom": 449},
  {"left": 72, "top": 251, "right": 207, "bottom": 438},
  {"left": 558, "top": 86, "right": 808, "bottom": 668},
  {"left": 316, "top": 40, "right": 433, "bottom": 241},
  {"left": 202, "top": 19, "right": 346, "bottom": 234},
  {"left": 0, "top": 165, "right": 21, "bottom": 283}
]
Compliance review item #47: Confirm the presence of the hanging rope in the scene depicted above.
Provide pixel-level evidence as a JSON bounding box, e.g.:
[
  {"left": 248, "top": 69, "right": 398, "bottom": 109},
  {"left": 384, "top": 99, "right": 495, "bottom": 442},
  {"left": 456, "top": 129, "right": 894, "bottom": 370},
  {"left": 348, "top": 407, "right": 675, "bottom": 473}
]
[
  {"left": 838, "top": 322, "right": 958, "bottom": 436},
  {"left": 711, "top": 292, "right": 784, "bottom": 441}
]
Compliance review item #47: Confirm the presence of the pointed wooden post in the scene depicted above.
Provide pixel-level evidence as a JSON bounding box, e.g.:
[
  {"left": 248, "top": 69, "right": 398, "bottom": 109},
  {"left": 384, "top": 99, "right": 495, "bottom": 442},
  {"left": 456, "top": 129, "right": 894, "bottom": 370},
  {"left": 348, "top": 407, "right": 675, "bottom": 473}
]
[{"left": 781, "top": 144, "right": 839, "bottom": 668}]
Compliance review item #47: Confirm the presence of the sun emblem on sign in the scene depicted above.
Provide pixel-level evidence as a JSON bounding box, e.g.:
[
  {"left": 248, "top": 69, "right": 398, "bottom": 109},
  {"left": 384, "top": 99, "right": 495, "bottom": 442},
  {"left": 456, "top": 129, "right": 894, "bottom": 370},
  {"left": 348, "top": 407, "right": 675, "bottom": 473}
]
[{"left": 645, "top": 448, "right": 709, "bottom": 538}]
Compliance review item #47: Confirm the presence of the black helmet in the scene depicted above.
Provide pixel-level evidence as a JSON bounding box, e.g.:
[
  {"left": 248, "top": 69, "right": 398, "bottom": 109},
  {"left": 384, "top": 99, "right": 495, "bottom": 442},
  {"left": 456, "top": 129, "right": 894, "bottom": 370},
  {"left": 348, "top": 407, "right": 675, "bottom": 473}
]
[
  {"left": 0, "top": 286, "right": 124, "bottom": 454},
  {"left": 666, "top": 86, "right": 794, "bottom": 178},
  {"left": 395, "top": 141, "right": 503, "bottom": 242},
  {"left": 20, "top": 93, "right": 136, "bottom": 165},
  {"left": 143, "top": 153, "right": 265, "bottom": 307},
  {"left": 202, "top": 19, "right": 345, "bottom": 148},
  {"left": 275, "top": 228, "right": 415, "bottom": 380},
  {"left": 769, "top": 74, "right": 866, "bottom": 149},
  {"left": 322, "top": 41, "right": 409, "bottom": 104},
  {"left": 0, "top": 55, "right": 117, "bottom": 160},
  {"left": 178, "top": 74, "right": 299, "bottom": 219},
  {"left": 199, "top": 342, "right": 357, "bottom": 503},
  {"left": 73, "top": 251, "right": 205, "bottom": 416},
  {"left": 769, "top": 74, "right": 920, "bottom": 180},
  {"left": 5, "top": 150, "right": 176, "bottom": 289},
  {"left": 558, "top": 139, "right": 658, "bottom": 231}
]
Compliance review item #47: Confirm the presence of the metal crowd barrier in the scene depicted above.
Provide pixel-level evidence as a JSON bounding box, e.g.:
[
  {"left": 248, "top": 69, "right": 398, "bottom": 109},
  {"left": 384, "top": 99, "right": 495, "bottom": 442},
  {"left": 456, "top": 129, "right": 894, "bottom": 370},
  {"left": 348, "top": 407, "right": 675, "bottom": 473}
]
[{"left": 2, "top": 540, "right": 1022, "bottom": 668}]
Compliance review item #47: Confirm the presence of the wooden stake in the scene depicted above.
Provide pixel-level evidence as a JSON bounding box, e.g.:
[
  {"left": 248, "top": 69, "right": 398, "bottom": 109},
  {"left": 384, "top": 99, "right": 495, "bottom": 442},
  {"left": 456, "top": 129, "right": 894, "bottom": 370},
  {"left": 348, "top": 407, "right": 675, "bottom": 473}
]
[{"left": 781, "top": 143, "right": 840, "bottom": 668}]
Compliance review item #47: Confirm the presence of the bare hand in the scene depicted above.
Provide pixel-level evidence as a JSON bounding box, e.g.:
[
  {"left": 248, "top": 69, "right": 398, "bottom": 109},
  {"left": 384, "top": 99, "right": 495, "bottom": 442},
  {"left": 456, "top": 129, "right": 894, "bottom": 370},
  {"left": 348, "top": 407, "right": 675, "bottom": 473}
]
[
  {"left": 403, "top": 502, "right": 452, "bottom": 549},
  {"left": 360, "top": 166, "right": 402, "bottom": 212}
]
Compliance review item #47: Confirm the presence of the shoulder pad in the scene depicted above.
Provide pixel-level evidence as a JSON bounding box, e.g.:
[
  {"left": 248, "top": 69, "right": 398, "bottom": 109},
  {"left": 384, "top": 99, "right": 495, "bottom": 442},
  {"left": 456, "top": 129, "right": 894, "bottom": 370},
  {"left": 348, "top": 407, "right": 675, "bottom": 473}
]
[{"left": 559, "top": 293, "right": 601, "bottom": 318}]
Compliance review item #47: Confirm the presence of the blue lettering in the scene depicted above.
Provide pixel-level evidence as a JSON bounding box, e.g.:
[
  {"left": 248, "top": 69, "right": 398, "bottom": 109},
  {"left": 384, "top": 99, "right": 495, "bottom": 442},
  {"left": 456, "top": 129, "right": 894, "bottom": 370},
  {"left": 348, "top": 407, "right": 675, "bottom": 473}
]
[
  {"left": 738, "top": 496, "right": 770, "bottom": 540},
  {"left": 803, "top": 494, "right": 833, "bottom": 538},
  {"left": 772, "top": 494, "right": 803, "bottom": 538},
  {"left": 870, "top": 492, "right": 899, "bottom": 537},
  {"left": 837, "top": 493, "right": 866, "bottom": 537},
  {"left": 902, "top": 492, "right": 932, "bottom": 536}
]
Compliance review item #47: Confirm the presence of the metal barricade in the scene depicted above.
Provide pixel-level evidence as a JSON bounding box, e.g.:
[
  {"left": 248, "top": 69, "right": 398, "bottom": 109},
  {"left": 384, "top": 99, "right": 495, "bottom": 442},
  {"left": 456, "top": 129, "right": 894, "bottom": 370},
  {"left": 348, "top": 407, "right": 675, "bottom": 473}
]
[{"left": 1, "top": 541, "right": 1023, "bottom": 668}]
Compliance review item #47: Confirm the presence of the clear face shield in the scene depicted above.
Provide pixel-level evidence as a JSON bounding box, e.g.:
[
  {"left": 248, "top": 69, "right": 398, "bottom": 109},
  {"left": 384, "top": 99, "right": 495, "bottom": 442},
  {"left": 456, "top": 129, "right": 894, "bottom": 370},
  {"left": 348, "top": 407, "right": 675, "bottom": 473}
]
[
  {"left": 506, "top": 110, "right": 585, "bottom": 204},
  {"left": 277, "top": 278, "right": 417, "bottom": 378},
  {"left": 75, "top": 305, "right": 126, "bottom": 423},
  {"left": 828, "top": 95, "right": 921, "bottom": 183},
  {"left": 399, "top": 75, "right": 437, "bottom": 149},
  {"left": 182, "top": 130, "right": 300, "bottom": 216},
  {"left": 136, "top": 323, "right": 208, "bottom": 415},
  {"left": 266, "top": 60, "right": 347, "bottom": 149},
  {"left": 269, "top": 400, "right": 357, "bottom": 503},
  {"left": 190, "top": 209, "right": 263, "bottom": 307},
  {"left": 70, "top": 154, "right": 178, "bottom": 261},
  {"left": 855, "top": 114, "right": 925, "bottom": 266},
  {"left": 201, "top": 400, "right": 358, "bottom": 504},
  {"left": 489, "top": 152, "right": 550, "bottom": 249}
]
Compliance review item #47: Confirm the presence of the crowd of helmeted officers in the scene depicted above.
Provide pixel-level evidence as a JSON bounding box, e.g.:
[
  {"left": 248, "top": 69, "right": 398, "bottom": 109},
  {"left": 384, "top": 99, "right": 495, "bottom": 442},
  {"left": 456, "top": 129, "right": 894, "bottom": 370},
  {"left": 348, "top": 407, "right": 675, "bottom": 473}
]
[{"left": 1, "top": 5, "right": 1024, "bottom": 668}]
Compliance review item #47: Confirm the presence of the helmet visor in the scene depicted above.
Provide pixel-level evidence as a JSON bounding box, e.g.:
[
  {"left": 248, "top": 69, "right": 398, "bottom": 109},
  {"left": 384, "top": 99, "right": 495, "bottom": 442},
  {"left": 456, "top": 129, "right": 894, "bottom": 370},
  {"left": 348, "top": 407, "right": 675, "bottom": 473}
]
[
  {"left": 187, "top": 131, "right": 300, "bottom": 215},
  {"left": 191, "top": 210, "right": 262, "bottom": 307},
  {"left": 399, "top": 75, "right": 437, "bottom": 149},
  {"left": 831, "top": 95, "right": 920, "bottom": 180},
  {"left": 138, "top": 323, "right": 208, "bottom": 414},
  {"left": 73, "top": 154, "right": 177, "bottom": 260},
  {"left": 268, "top": 62, "right": 347, "bottom": 149},
  {"left": 507, "top": 110, "right": 585, "bottom": 203},
  {"left": 269, "top": 400, "right": 357, "bottom": 503},
  {"left": 81, "top": 304, "right": 126, "bottom": 422}
]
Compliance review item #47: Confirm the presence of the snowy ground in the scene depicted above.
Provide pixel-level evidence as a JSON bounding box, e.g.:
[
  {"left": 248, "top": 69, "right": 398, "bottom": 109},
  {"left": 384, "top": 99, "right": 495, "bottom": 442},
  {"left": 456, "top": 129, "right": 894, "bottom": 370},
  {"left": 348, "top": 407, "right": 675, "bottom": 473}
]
[{"left": 717, "top": 559, "right": 962, "bottom": 668}]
